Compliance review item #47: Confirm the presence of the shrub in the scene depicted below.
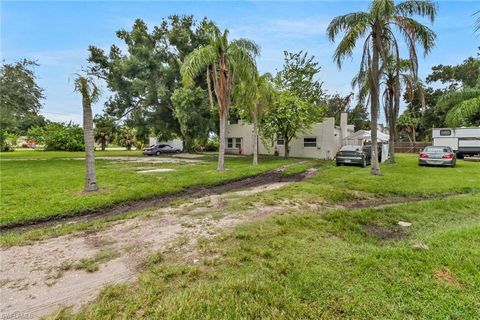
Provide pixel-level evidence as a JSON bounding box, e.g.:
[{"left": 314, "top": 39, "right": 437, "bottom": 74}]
[
  {"left": 0, "top": 131, "right": 19, "bottom": 152},
  {"left": 28, "top": 122, "right": 84, "bottom": 151}
]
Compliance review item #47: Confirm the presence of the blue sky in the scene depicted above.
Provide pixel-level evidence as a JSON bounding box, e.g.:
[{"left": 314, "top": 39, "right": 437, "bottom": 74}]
[{"left": 1, "top": 1, "right": 479, "bottom": 125}]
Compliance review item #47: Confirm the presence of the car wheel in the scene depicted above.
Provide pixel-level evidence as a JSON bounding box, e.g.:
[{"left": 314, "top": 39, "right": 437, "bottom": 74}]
[
  {"left": 361, "top": 158, "right": 367, "bottom": 168},
  {"left": 155, "top": 151, "right": 161, "bottom": 156},
  {"left": 336, "top": 162, "right": 341, "bottom": 166}
]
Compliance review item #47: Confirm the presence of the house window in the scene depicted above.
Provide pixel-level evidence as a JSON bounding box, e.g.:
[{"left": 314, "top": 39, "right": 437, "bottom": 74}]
[
  {"left": 304, "top": 137, "right": 317, "bottom": 147},
  {"left": 227, "top": 138, "right": 242, "bottom": 148},
  {"left": 277, "top": 138, "right": 285, "bottom": 145},
  {"left": 440, "top": 129, "right": 452, "bottom": 136},
  {"left": 235, "top": 138, "right": 242, "bottom": 148}
]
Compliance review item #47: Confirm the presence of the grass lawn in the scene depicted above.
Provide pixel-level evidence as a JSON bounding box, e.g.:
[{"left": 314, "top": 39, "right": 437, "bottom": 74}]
[
  {"left": 61, "top": 194, "right": 480, "bottom": 319},
  {"left": 0, "top": 150, "right": 298, "bottom": 227}
]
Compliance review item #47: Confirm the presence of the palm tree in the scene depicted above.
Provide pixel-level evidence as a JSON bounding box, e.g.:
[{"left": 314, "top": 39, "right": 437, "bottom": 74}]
[
  {"left": 235, "top": 73, "right": 275, "bottom": 166},
  {"left": 439, "top": 86, "right": 480, "bottom": 127},
  {"left": 181, "top": 25, "right": 259, "bottom": 171},
  {"left": 327, "top": 0, "right": 436, "bottom": 175},
  {"left": 74, "top": 75, "right": 100, "bottom": 192},
  {"left": 381, "top": 57, "right": 424, "bottom": 163}
]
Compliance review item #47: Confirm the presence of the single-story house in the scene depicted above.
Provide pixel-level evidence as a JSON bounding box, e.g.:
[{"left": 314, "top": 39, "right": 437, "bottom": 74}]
[{"left": 225, "top": 113, "right": 355, "bottom": 159}]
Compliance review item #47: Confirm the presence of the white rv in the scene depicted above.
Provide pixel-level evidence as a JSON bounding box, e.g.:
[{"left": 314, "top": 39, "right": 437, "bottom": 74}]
[{"left": 432, "top": 127, "right": 480, "bottom": 158}]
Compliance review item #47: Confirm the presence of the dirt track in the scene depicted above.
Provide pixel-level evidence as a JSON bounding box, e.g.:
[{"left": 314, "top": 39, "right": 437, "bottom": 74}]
[
  {"left": 0, "top": 167, "right": 317, "bottom": 233},
  {"left": 0, "top": 175, "right": 305, "bottom": 319}
]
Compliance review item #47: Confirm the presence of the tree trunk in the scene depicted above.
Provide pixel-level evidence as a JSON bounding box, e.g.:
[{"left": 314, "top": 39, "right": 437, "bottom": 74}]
[
  {"left": 284, "top": 138, "right": 290, "bottom": 159},
  {"left": 388, "top": 98, "right": 396, "bottom": 164},
  {"left": 369, "top": 30, "right": 382, "bottom": 175},
  {"left": 83, "top": 96, "right": 98, "bottom": 192},
  {"left": 101, "top": 139, "right": 106, "bottom": 151},
  {"left": 217, "top": 109, "right": 227, "bottom": 171},
  {"left": 252, "top": 113, "right": 258, "bottom": 166}
]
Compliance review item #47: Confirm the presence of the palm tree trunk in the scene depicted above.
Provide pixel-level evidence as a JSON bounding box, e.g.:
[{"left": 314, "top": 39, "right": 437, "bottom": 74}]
[
  {"left": 252, "top": 112, "right": 258, "bottom": 166},
  {"left": 370, "top": 32, "right": 382, "bottom": 175},
  {"left": 388, "top": 98, "right": 396, "bottom": 164},
  {"left": 83, "top": 96, "right": 98, "bottom": 192},
  {"left": 217, "top": 109, "right": 227, "bottom": 171}
]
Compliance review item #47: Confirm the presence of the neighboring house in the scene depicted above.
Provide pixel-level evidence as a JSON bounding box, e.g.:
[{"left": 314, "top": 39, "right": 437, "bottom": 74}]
[
  {"left": 225, "top": 113, "right": 354, "bottom": 159},
  {"left": 148, "top": 137, "right": 183, "bottom": 151}
]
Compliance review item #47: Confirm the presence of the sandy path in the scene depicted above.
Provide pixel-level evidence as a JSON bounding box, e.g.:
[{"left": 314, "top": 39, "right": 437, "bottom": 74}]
[{"left": 0, "top": 183, "right": 290, "bottom": 319}]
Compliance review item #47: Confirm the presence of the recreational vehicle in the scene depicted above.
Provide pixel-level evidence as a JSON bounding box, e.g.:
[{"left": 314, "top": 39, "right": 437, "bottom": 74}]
[{"left": 432, "top": 127, "right": 480, "bottom": 158}]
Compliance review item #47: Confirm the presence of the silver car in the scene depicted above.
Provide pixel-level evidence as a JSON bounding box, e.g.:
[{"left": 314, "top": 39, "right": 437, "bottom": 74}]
[{"left": 419, "top": 146, "right": 456, "bottom": 167}]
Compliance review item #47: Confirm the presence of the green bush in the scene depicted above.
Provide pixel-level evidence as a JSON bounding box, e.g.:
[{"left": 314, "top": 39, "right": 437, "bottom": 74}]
[
  {"left": 0, "top": 131, "right": 19, "bottom": 152},
  {"left": 28, "top": 122, "right": 84, "bottom": 151}
]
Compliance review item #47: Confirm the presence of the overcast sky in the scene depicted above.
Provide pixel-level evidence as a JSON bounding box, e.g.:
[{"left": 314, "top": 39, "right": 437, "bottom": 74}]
[{"left": 1, "top": 0, "right": 479, "bottom": 125}]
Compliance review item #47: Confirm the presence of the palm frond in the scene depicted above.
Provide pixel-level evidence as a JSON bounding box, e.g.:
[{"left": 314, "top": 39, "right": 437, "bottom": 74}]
[
  {"left": 230, "top": 38, "right": 261, "bottom": 57},
  {"left": 327, "top": 12, "right": 370, "bottom": 42},
  {"left": 393, "top": 16, "right": 436, "bottom": 55},
  {"left": 332, "top": 19, "right": 370, "bottom": 68},
  {"left": 74, "top": 75, "right": 101, "bottom": 103},
  {"left": 181, "top": 44, "right": 216, "bottom": 87},
  {"left": 395, "top": 0, "right": 437, "bottom": 22},
  {"left": 437, "top": 88, "right": 480, "bottom": 109},
  {"left": 446, "top": 97, "right": 480, "bottom": 127}
]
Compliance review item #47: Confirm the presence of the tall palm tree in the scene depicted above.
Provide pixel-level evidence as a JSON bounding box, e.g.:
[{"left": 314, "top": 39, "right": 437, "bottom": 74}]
[
  {"left": 74, "top": 75, "right": 100, "bottom": 192},
  {"left": 327, "top": 0, "right": 436, "bottom": 175},
  {"left": 181, "top": 25, "right": 259, "bottom": 171},
  {"left": 381, "top": 57, "right": 424, "bottom": 163},
  {"left": 235, "top": 73, "right": 275, "bottom": 166}
]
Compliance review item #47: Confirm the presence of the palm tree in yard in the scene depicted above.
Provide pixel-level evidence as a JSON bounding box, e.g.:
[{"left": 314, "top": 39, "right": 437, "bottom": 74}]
[
  {"left": 181, "top": 25, "right": 259, "bottom": 171},
  {"left": 74, "top": 75, "right": 100, "bottom": 192},
  {"left": 235, "top": 73, "right": 275, "bottom": 166},
  {"left": 381, "top": 57, "right": 424, "bottom": 163},
  {"left": 327, "top": 0, "right": 436, "bottom": 175}
]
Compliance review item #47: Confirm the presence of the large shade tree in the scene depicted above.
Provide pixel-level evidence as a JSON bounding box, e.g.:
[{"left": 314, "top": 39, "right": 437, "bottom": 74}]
[
  {"left": 181, "top": 25, "right": 259, "bottom": 171},
  {"left": 74, "top": 75, "right": 100, "bottom": 192},
  {"left": 327, "top": 0, "right": 437, "bottom": 175}
]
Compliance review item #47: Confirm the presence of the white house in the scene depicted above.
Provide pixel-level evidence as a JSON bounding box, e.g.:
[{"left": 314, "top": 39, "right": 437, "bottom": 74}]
[{"left": 225, "top": 113, "right": 354, "bottom": 159}]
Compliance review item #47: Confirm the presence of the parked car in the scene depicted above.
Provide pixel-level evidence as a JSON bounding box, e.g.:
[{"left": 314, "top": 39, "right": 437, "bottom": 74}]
[
  {"left": 143, "top": 144, "right": 181, "bottom": 156},
  {"left": 336, "top": 145, "right": 372, "bottom": 168},
  {"left": 418, "top": 146, "right": 456, "bottom": 167}
]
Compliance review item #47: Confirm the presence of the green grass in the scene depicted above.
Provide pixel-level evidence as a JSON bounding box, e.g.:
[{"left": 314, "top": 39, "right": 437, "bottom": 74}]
[
  {"left": 0, "top": 149, "right": 143, "bottom": 159},
  {"left": 58, "top": 194, "right": 480, "bottom": 319},
  {"left": 235, "top": 154, "right": 480, "bottom": 207},
  {"left": 0, "top": 151, "right": 295, "bottom": 226}
]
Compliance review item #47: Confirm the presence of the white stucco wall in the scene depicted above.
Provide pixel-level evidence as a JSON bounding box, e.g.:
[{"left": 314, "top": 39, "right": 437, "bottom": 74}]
[{"left": 225, "top": 115, "right": 353, "bottom": 159}]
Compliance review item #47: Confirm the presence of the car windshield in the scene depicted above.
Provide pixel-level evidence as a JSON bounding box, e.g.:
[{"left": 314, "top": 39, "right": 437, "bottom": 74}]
[
  {"left": 424, "top": 147, "right": 451, "bottom": 153},
  {"left": 340, "top": 145, "right": 362, "bottom": 152}
]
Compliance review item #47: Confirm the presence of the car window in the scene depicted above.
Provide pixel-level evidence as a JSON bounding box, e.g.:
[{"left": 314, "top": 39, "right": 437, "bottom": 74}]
[
  {"left": 340, "top": 145, "right": 361, "bottom": 152},
  {"left": 424, "top": 147, "right": 451, "bottom": 152}
]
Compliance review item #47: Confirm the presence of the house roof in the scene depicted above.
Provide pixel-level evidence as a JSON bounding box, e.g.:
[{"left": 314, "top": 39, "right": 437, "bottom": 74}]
[{"left": 344, "top": 130, "right": 390, "bottom": 142}]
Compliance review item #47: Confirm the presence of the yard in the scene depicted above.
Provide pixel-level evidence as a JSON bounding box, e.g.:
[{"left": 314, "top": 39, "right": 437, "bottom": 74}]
[
  {"left": 0, "top": 150, "right": 298, "bottom": 227},
  {"left": 1, "top": 152, "right": 479, "bottom": 319}
]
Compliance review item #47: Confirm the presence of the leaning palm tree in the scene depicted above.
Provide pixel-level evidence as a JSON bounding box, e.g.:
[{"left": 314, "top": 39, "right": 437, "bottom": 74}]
[
  {"left": 327, "top": 0, "right": 436, "bottom": 175},
  {"left": 181, "top": 25, "right": 259, "bottom": 171},
  {"left": 74, "top": 75, "right": 100, "bottom": 192},
  {"left": 235, "top": 73, "right": 275, "bottom": 166}
]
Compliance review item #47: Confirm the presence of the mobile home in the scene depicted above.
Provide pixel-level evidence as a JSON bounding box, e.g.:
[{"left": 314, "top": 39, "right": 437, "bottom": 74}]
[{"left": 432, "top": 127, "right": 480, "bottom": 157}]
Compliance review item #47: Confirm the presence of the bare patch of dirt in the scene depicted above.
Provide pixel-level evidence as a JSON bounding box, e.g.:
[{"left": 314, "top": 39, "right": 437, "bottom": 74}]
[
  {"left": 434, "top": 268, "right": 461, "bottom": 286},
  {"left": 0, "top": 168, "right": 316, "bottom": 233},
  {"left": 363, "top": 224, "right": 406, "bottom": 240}
]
